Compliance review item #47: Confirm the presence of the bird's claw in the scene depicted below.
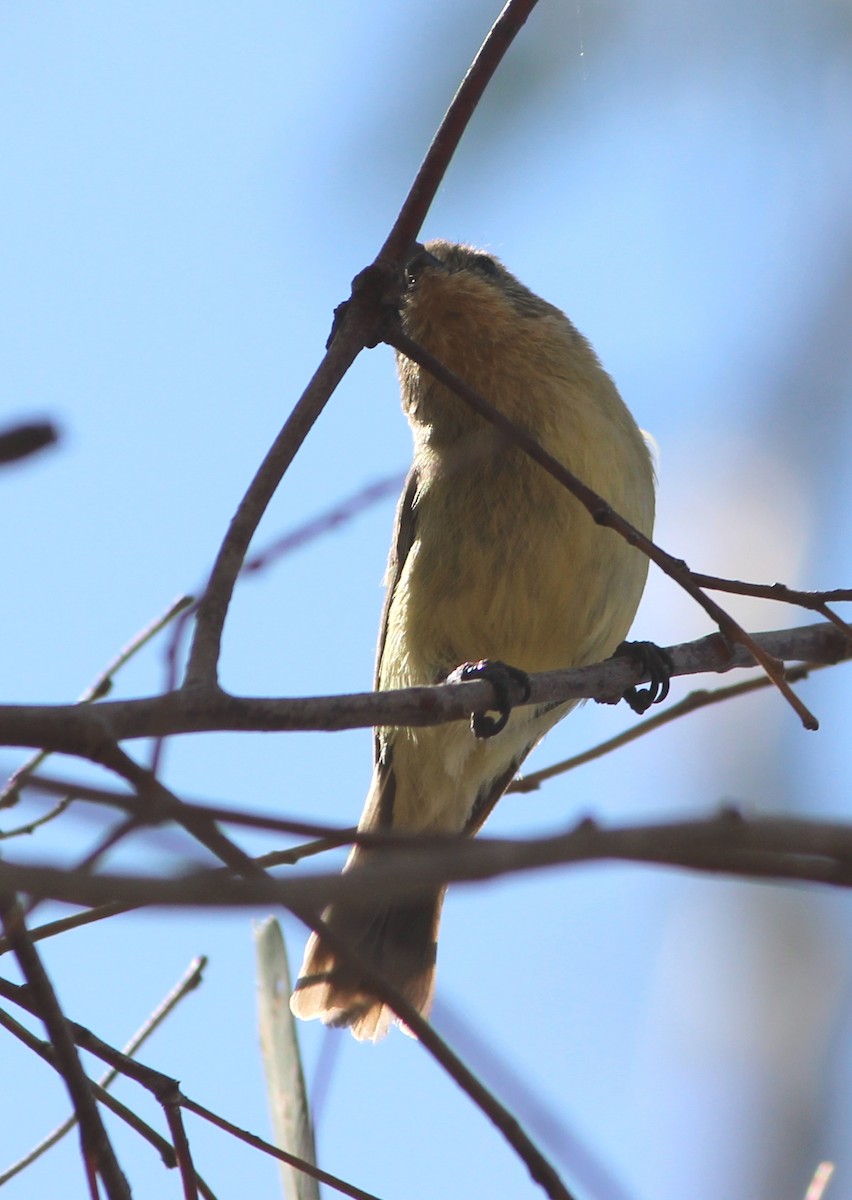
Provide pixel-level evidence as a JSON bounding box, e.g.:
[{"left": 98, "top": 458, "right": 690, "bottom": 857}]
[
  {"left": 448, "top": 659, "right": 531, "bottom": 738},
  {"left": 612, "top": 641, "right": 673, "bottom": 714}
]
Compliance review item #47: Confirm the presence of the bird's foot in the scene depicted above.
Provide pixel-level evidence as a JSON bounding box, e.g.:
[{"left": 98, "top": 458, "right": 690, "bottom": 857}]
[
  {"left": 610, "top": 641, "right": 673, "bottom": 714},
  {"left": 448, "top": 659, "right": 531, "bottom": 738}
]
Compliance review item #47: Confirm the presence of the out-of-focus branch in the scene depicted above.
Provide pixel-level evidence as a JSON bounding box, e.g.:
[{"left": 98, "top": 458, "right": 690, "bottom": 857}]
[
  {"left": 0, "top": 593, "right": 193, "bottom": 813},
  {"left": 0, "top": 841, "right": 340, "bottom": 957},
  {"left": 0, "top": 1003, "right": 183, "bottom": 1175},
  {"left": 6, "top": 810, "right": 852, "bottom": 913},
  {"left": 0, "top": 420, "right": 59, "bottom": 466}
]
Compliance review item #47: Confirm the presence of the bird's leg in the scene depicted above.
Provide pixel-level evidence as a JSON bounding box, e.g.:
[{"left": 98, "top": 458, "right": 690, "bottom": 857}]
[{"left": 447, "top": 659, "right": 532, "bottom": 738}]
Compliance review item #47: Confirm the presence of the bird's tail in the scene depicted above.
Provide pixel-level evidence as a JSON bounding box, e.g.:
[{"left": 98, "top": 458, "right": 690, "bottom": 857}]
[{"left": 290, "top": 862, "right": 444, "bottom": 1042}]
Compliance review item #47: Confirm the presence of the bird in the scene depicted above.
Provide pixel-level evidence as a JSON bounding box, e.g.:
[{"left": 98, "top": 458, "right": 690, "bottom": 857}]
[{"left": 290, "top": 239, "right": 656, "bottom": 1040}]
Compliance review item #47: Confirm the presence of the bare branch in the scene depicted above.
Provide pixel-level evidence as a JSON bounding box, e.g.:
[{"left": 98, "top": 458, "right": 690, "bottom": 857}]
[
  {"left": 6, "top": 811, "right": 852, "bottom": 914},
  {"left": 0, "top": 1002, "right": 182, "bottom": 1174},
  {"left": 184, "top": 332, "right": 365, "bottom": 689},
  {"left": 0, "top": 957, "right": 207, "bottom": 1185},
  {"left": 0, "top": 623, "right": 847, "bottom": 758},
  {"left": 378, "top": 0, "right": 542, "bottom": 262},
  {"left": 0, "top": 894, "right": 131, "bottom": 1199},
  {"left": 0, "top": 841, "right": 340, "bottom": 957},
  {"left": 385, "top": 324, "right": 833, "bottom": 730},
  {"left": 184, "top": 0, "right": 543, "bottom": 692},
  {"left": 0, "top": 593, "right": 194, "bottom": 812},
  {"left": 510, "top": 662, "right": 823, "bottom": 793}
]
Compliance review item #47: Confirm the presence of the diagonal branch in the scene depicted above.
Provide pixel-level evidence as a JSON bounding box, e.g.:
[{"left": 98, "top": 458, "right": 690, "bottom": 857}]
[
  {"left": 385, "top": 323, "right": 826, "bottom": 730},
  {"left": 184, "top": 333, "right": 364, "bottom": 689},
  {"left": 0, "top": 894, "right": 131, "bottom": 1200},
  {"left": 183, "top": 0, "right": 543, "bottom": 692},
  {"left": 378, "top": 0, "right": 542, "bottom": 263},
  {"left": 292, "top": 904, "right": 577, "bottom": 1200}
]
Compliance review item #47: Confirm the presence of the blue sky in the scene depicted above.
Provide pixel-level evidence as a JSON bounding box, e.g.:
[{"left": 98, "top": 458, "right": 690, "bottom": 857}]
[{"left": 2, "top": 3, "right": 852, "bottom": 1199}]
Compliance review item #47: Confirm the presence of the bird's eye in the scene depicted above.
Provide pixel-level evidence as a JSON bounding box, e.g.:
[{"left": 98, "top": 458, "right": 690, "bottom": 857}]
[{"left": 405, "top": 247, "right": 442, "bottom": 289}]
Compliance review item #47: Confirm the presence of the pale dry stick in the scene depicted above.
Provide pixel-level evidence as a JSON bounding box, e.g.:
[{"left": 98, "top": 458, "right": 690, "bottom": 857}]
[
  {"left": 510, "top": 662, "right": 821, "bottom": 793},
  {"left": 805, "top": 1162, "right": 835, "bottom": 1200},
  {"left": 0, "top": 956, "right": 207, "bottom": 1185},
  {"left": 385, "top": 322, "right": 820, "bottom": 731},
  {"left": 0, "top": 893, "right": 131, "bottom": 1200},
  {"left": 184, "top": 0, "right": 542, "bottom": 690},
  {"left": 0, "top": 593, "right": 193, "bottom": 812},
  {"left": 255, "top": 918, "right": 319, "bottom": 1200}
]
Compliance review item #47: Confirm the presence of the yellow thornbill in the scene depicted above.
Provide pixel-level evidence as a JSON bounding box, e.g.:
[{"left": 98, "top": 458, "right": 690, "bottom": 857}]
[{"left": 290, "top": 240, "right": 656, "bottom": 1040}]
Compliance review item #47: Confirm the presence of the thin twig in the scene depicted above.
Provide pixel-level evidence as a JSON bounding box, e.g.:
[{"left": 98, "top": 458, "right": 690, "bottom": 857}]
[
  {"left": 0, "top": 795, "right": 74, "bottom": 840},
  {"left": 1, "top": 985, "right": 379, "bottom": 1200},
  {"left": 509, "top": 662, "right": 821, "bottom": 793},
  {"left": 184, "top": 0, "right": 543, "bottom": 691},
  {"left": 377, "top": 0, "right": 542, "bottom": 263},
  {"left": 163, "top": 1101, "right": 199, "bottom": 1200},
  {"left": 385, "top": 323, "right": 822, "bottom": 731},
  {"left": 692, "top": 574, "right": 852, "bottom": 638},
  {"left": 0, "top": 957, "right": 207, "bottom": 1185},
  {"left": 0, "top": 999, "right": 217, "bottom": 1200},
  {"left": 151, "top": 475, "right": 405, "bottom": 776},
  {"left": 182, "top": 1096, "right": 382, "bottom": 1200},
  {"left": 0, "top": 593, "right": 193, "bottom": 811},
  {"left": 293, "top": 905, "right": 577, "bottom": 1200},
  {"left": 21, "top": 771, "right": 359, "bottom": 846},
  {"left": 0, "top": 895, "right": 131, "bottom": 1199}
]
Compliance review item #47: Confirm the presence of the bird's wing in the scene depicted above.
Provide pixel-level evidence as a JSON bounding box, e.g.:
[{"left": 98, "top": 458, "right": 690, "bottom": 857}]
[{"left": 373, "top": 466, "right": 420, "bottom": 693}]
